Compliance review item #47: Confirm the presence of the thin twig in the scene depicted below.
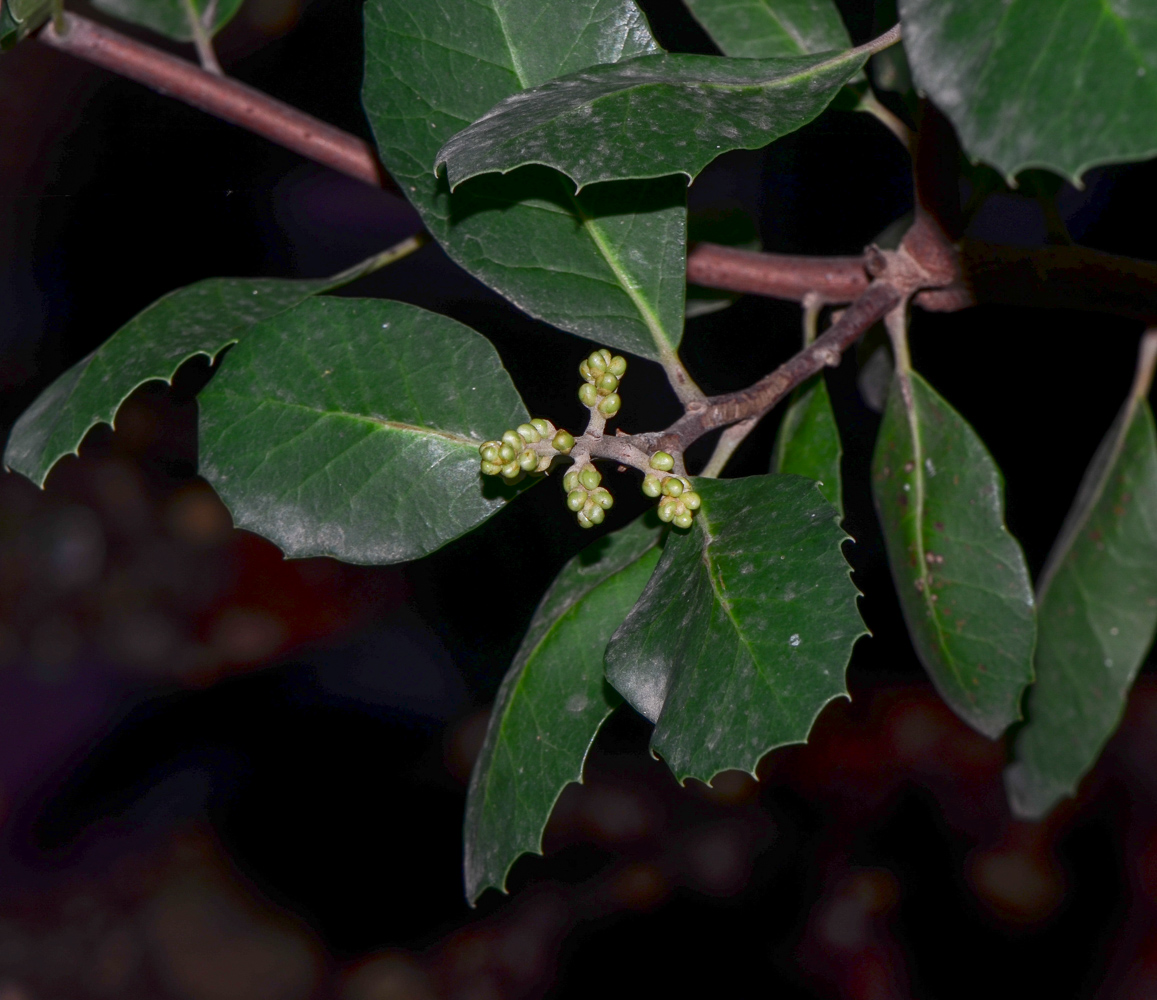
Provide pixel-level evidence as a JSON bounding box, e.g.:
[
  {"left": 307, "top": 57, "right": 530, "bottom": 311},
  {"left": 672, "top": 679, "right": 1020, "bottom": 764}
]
[
  {"left": 699, "top": 418, "right": 759, "bottom": 479},
  {"left": 180, "top": 0, "right": 222, "bottom": 76}
]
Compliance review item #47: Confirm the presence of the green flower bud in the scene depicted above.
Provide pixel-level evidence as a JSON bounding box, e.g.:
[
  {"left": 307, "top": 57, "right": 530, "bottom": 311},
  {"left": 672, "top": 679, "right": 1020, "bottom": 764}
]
[
  {"left": 579, "top": 360, "right": 594, "bottom": 383},
  {"left": 503, "top": 430, "right": 523, "bottom": 450},
  {"left": 591, "top": 488, "right": 614, "bottom": 510},
  {"left": 576, "top": 509, "right": 594, "bottom": 529},
  {"left": 642, "top": 474, "right": 663, "bottom": 498},
  {"left": 519, "top": 449, "right": 538, "bottom": 471},
  {"left": 531, "top": 418, "right": 552, "bottom": 437},
  {"left": 578, "top": 383, "right": 599, "bottom": 407},
  {"left": 598, "top": 393, "right": 621, "bottom": 416},
  {"left": 517, "top": 423, "right": 540, "bottom": 444},
  {"left": 657, "top": 501, "right": 676, "bottom": 523},
  {"left": 673, "top": 511, "right": 694, "bottom": 529},
  {"left": 567, "top": 489, "right": 588, "bottom": 511},
  {"left": 563, "top": 469, "right": 581, "bottom": 493},
  {"left": 552, "top": 430, "right": 575, "bottom": 454},
  {"left": 586, "top": 504, "right": 605, "bottom": 525},
  {"left": 499, "top": 442, "right": 517, "bottom": 462},
  {"left": 588, "top": 351, "right": 608, "bottom": 373},
  {"left": 535, "top": 456, "right": 552, "bottom": 474},
  {"left": 501, "top": 461, "right": 520, "bottom": 479},
  {"left": 598, "top": 349, "right": 612, "bottom": 365},
  {"left": 608, "top": 355, "right": 627, "bottom": 377},
  {"left": 596, "top": 372, "right": 618, "bottom": 394},
  {"left": 579, "top": 466, "right": 601, "bottom": 491},
  {"left": 661, "top": 477, "right": 684, "bottom": 497},
  {"left": 682, "top": 491, "right": 701, "bottom": 510},
  {"left": 481, "top": 460, "right": 503, "bottom": 476},
  {"left": 480, "top": 442, "right": 501, "bottom": 463},
  {"left": 650, "top": 451, "right": 675, "bottom": 472}
]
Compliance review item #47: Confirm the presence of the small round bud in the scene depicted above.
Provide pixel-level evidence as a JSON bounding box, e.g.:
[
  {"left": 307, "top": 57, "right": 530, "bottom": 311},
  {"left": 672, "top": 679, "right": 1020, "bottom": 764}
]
[
  {"left": 597, "top": 372, "right": 619, "bottom": 394},
  {"left": 567, "top": 489, "right": 588, "bottom": 511},
  {"left": 535, "top": 455, "right": 552, "bottom": 473},
  {"left": 673, "top": 511, "right": 694, "bottom": 529},
  {"left": 591, "top": 488, "right": 614, "bottom": 510},
  {"left": 608, "top": 355, "right": 627, "bottom": 377},
  {"left": 587, "top": 504, "right": 605, "bottom": 525},
  {"left": 661, "top": 477, "right": 684, "bottom": 497},
  {"left": 657, "top": 501, "right": 676, "bottom": 523},
  {"left": 578, "top": 383, "right": 599, "bottom": 407},
  {"left": 588, "top": 351, "right": 608, "bottom": 373},
  {"left": 499, "top": 442, "right": 517, "bottom": 462},
  {"left": 579, "top": 361, "right": 594, "bottom": 383},
  {"left": 519, "top": 449, "right": 538, "bottom": 471},
  {"left": 563, "top": 470, "right": 581, "bottom": 493},
  {"left": 650, "top": 451, "right": 675, "bottom": 472},
  {"left": 579, "top": 466, "right": 601, "bottom": 491},
  {"left": 531, "top": 418, "right": 552, "bottom": 437},
  {"left": 682, "top": 491, "right": 701, "bottom": 510},
  {"left": 503, "top": 430, "right": 523, "bottom": 450},
  {"left": 576, "top": 509, "right": 594, "bottom": 529},
  {"left": 517, "top": 423, "right": 540, "bottom": 444},
  {"left": 642, "top": 474, "right": 663, "bottom": 498},
  {"left": 598, "top": 393, "right": 621, "bottom": 416},
  {"left": 552, "top": 430, "right": 575, "bottom": 454},
  {"left": 480, "top": 442, "right": 501, "bottom": 463},
  {"left": 481, "top": 460, "right": 503, "bottom": 476},
  {"left": 502, "top": 461, "right": 520, "bottom": 479},
  {"left": 598, "top": 349, "right": 612, "bottom": 365}
]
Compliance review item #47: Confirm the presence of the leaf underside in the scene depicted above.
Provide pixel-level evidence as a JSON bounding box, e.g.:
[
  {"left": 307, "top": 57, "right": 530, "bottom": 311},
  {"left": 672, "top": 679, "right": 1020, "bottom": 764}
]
[
  {"left": 361, "top": 0, "right": 688, "bottom": 363},
  {"left": 772, "top": 374, "right": 843, "bottom": 518},
  {"left": 605, "top": 474, "right": 865, "bottom": 784},
  {"left": 899, "top": 0, "right": 1157, "bottom": 182},
  {"left": 872, "top": 370, "right": 1035, "bottom": 739},
  {"left": 435, "top": 49, "right": 868, "bottom": 190},
  {"left": 92, "top": 0, "right": 242, "bottom": 41},
  {"left": 1007, "top": 398, "right": 1157, "bottom": 818},
  {"left": 684, "top": 0, "right": 850, "bottom": 59},
  {"left": 465, "top": 515, "right": 663, "bottom": 902},
  {"left": 198, "top": 297, "right": 530, "bottom": 565},
  {"left": 4, "top": 272, "right": 355, "bottom": 487}
]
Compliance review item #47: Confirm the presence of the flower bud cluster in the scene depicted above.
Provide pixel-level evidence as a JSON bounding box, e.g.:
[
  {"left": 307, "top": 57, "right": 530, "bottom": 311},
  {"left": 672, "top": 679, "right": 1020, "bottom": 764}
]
[
  {"left": 578, "top": 349, "right": 627, "bottom": 417},
  {"left": 479, "top": 419, "right": 574, "bottom": 483},
  {"left": 562, "top": 464, "right": 614, "bottom": 529},
  {"left": 641, "top": 452, "right": 700, "bottom": 529}
]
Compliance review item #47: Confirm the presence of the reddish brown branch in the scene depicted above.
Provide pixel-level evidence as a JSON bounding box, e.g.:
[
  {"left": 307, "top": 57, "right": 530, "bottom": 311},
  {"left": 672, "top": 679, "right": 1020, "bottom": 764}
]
[
  {"left": 686, "top": 243, "right": 869, "bottom": 304},
  {"left": 37, "top": 12, "right": 391, "bottom": 190}
]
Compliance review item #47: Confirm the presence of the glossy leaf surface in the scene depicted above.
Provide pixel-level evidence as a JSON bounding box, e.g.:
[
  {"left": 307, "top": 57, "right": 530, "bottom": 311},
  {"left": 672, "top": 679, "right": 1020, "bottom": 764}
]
[
  {"left": 198, "top": 298, "right": 529, "bottom": 565},
  {"left": 899, "top": 0, "right": 1157, "bottom": 182},
  {"left": 771, "top": 375, "right": 843, "bottom": 517},
  {"left": 684, "top": 0, "right": 849, "bottom": 58},
  {"left": 1007, "top": 398, "right": 1157, "bottom": 818},
  {"left": 605, "top": 475, "right": 864, "bottom": 783},
  {"left": 362, "top": 0, "right": 689, "bottom": 363},
  {"left": 872, "top": 370, "right": 1035, "bottom": 738},
  {"left": 92, "top": 0, "right": 242, "bottom": 41},
  {"left": 5, "top": 266, "right": 368, "bottom": 487},
  {"left": 466, "top": 516, "right": 663, "bottom": 901},
  {"left": 435, "top": 48, "right": 869, "bottom": 189}
]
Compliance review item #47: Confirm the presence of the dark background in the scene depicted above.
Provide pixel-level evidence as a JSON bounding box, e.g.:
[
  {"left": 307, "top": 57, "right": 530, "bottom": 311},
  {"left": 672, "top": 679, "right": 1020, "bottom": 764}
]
[{"left": 1, "top": 1, "right": 1157, "bottom": 997}]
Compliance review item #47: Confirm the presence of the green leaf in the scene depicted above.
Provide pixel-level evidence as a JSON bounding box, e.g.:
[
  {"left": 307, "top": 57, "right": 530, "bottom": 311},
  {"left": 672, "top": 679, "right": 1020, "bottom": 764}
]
[
  {"left": 771, "top": 375, "right": 843, "bottom": 518},
  {"left": 362, "top": 0, "right": 689, "bottom": 364},
  {"left": 684, "top": 0, "right": 850, "bottom": 58},
  {"left": 91, "top": 0, "right": 242, "bottom": 41},
  {"left": 3, "top": 246, "right": 407, "bottom": 487},
  {"left": 466, "top": 515, "right": 663, "bottom": 901},
  {"left": 899, "top": 0, "right": 1157, "bottom": 182},
  {"left": 198, "top": 297, "right": 530, "bottom": 565},
  {"left": 435, "top": 48, "right": 869, "bottom": 190},
  {"left": 1, "top": 0, "right": 50, "bottom": 49},
  {"left": 605, "top": 474, "right": 864, "bottom": 783},
  {"left": 1006, "top": 396, "right": 1157, "bottom": 818},
  {"left": 871, "top": 370, "right": 1035, "bottom": 738}
]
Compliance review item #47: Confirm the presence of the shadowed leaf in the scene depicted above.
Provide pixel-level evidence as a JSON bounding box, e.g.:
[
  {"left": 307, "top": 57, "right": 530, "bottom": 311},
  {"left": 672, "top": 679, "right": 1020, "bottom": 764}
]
[
  {"left": 684, "top": 0, "right": 850, "bottom": 58},
  {"left": 771, "top": 375, "right": 843, "bottom": 517}
]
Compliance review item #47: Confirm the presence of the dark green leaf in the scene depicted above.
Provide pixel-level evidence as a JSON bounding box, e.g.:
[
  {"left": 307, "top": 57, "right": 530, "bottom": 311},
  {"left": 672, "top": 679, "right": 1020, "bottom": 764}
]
[
  {"left": 605, "top": 474, "right": 864, "bottom": 783},
  {"left": 362, "top": 0, "right": 689, "bottom": 363},
  {"left": 684, "top": 0, "right": 850, "bottom": 58},
  {"left": 198, "top": 297, "right": 530, "bottom": 565},
  {"left": 435, "top": 48, "right": 869, "bottom": 190},
  {"left": 1, "top": 0, "right": 49, "bottom": 49},
  {"left": 771, "top": 375, "right": 843, "bottom": 517},
  {"left": 1007, "top": 397, "right": 1157, "bottom": 818},
  {"left": 4, "top": 246, "right": 401, "bottom": 487},
  {"left": 899, "top": 0, "right": 1157, "bottom": 182},
  {"left": 91, "top": 0, "right": 241, "bottom": 41},
  {"left": 872, "top": 370, "right": 1035, "bottom": 738},
  {"left": 466, "top": 515, "right": 663, "bottom": 901}
]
